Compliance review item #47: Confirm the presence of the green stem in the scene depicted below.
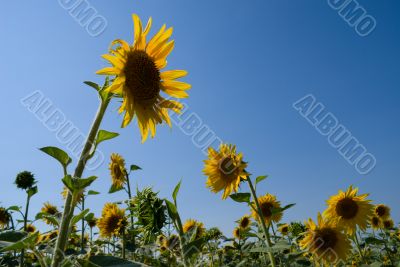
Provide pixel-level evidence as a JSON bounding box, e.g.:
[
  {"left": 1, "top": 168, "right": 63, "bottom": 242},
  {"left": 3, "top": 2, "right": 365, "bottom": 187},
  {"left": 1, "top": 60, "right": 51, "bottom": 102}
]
[
  {"left": 125, "top": 172, "right": 136, "bottom": 252},
  {"left": 51, "top": 96, "right": 110, "bottom": 267},
  {"left": 32, "top": 248, "right": 47, "bottom": 267},
  {"left": 353, "top": 233, "right": 366, "bottom": 264},
  {"left": 81, "top": 196, "right": 86, "bottom": 252},
  {"left": 246, "top": 178, "right": 276, "bottom": 267},
  {"left": 122, "top": 230, "right": 126, "bottom": 259},
  {"left": 20, "top": 193, "right": 31, "bottom": 267}
]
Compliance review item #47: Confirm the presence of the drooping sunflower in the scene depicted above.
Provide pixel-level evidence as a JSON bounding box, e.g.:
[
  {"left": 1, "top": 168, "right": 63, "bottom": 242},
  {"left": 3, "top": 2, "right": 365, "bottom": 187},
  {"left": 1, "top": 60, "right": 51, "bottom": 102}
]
[
  {"left": 374, "top": 204, "right": 391, "bottom": 220},
  {"left": 97, "top": 203, "right": 127, "bottom": 238},
  {"left": 238, "top": 215, "right": 251, "bottom": 230},
  {"left": 370, "top": 216, "right": 382, "bottom": 230},
  {"left": 87, "top": 217, "right": 97, "bottom": 229},
  {"left": 109, "top": 153, "right": 127, "bottom": 190},
  {"left": 96, "top": 14, "right": 190, "bottom": 142},
  {"left": 203, "top": 144, "right": 248, "bottom": 199},
  {"left": 183, "top": 219, "right": 205, "bottom": 239},
  {"left": 251, "top": 193, "right": 282, "bottom": 225},
  {"left": 278, "top": 223, "right": 290, "bottom": 236},
  {"left": 0, "top": 207, "right": 10, "bottom": 229},
  {"left": 323, "top": 186, "right": 373, "bottom": 235},
  {"left": 300, "top": 213, "right": 351, "bottom": 264}
]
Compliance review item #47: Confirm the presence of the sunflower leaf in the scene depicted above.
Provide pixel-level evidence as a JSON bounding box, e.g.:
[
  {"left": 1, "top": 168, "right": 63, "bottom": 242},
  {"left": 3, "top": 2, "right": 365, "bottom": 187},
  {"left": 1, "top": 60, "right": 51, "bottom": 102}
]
[
  {"left": 108, "top": 184, "right": 124, "bottom": 194},
  {"left": 7, "top": 206, "right": 21, "bottom": 212},
  {"left": 71, "top": 209, "right": 90, "bottom": 226},
  {"left": 96, "top": 130, "right": 119, "bottom": 145},
  {"left": 39, "top": 146, "right": 72, "bottom": 168},
  {"left": 0, "top": 232, "right": 39, "bottom": 252},
  {"left": 229, "top": 193, "right": 251, "bottom": 203},
  {"left": 84, "top": 81, "right": 100, "bottom": 91},
  {"left": 271, "top": 203, "right": 296, "bottom": 215},
  {"left": 88, "top": 190, "right": 100, "bottom": 195},
  {"left": 255, "top": 175, "right": 268, "bottom": 187},
  {"left": 172, "top": 180, "right": 181, "bottom": 206},
  {"left": 130, "top": 164, "right": 142, "bottom": 171},
  {"left": 165, "top": 199, "right": 178, "bottom": 222},
  {"left": 27, "top": 186, "right": 38, "bottom": 198}
]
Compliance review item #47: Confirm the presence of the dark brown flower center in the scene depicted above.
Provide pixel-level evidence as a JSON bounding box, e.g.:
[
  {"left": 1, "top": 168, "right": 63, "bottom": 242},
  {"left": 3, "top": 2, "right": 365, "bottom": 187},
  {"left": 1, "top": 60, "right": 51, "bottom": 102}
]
[
  {"left": 335, "top": 198, "right": 358, "bottom": 219},
  {"left": 375, "top": 206, "right": 387, "bottom": 217},
  {"left": 314, "top": 228, "right": 338, "bottom": 250},
  {"left": 124, "top": 50, "right": 160, "bottom": 103},
  {"left": 371, "top": 217, "right": 380, "bottom": 226},
  {"left": 240, "top": 217, "right": 250, "bottom": 228},
  {"left": 219, "top": 157, "right": 236, "bottom": 176},
  {"left": 260, "top": 202, "right": 274, "bottom": 218},
  {"left": 113, "top": 165, "right": 123, "bottom": 178}
]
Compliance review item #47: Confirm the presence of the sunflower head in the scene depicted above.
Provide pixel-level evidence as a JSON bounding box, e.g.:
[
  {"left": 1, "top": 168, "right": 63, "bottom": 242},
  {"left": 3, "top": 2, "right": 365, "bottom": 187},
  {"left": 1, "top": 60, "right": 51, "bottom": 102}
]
[
  {"left": 203, "top": 144, "right": 248, "bottom": 199},
  {"left": 183, "top": 219, "right": 205, "bottom": 239},
  {"left": 383, "top": 219, "right": 394, "bottom": 230},
  {"left": 323, "top": 185, "right": 373, "bottom": 235},
  {"left": 300, "top": 213, "right": 351, "bottom": 264},
  {"left": 233, "top": 227, "right": 243, "bottom": 240},
  {"left": 26, "top": 224, "right": 36, "bottom": 233},
  {"left": 15, "top": 171, "right": 36, "bottom": 190},
  {"left": 370, "top": 216, "right": 381, "bottom": 230},
  {"left": 97, "top": 203, "right": 128, "bottom": 238},
  {"left": 109, "top": 153, "right": 127, "bottom": 190},
  {"left": 238, "top": 215, "right": 251, "bottom": 230},
  {"left": 87, "top": 217, "right": 97, "bottom": 228},
  {"left": 278, "top": 223, "right": 290, "bottom": 236},
  {"left": 0, "top": 207, "right": 10, "bottom": 228},
  {"left": 96, "top": 14, "right": 190, "bottom": 142},
  {"left": 374, "top": 204, "right": 391, "bottom": 220},
  {"left": 251, "top": 194, "right": 282, "bottom": 225},
  {"left": 40, "top": 202, "right": 60, "bottom": 225}
]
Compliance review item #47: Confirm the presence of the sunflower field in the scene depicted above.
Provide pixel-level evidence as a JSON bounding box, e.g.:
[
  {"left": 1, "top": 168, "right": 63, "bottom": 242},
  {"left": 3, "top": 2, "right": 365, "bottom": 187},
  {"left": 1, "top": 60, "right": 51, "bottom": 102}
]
[{"left": 0, "top": 12, "right": 399, "bottom": 267}]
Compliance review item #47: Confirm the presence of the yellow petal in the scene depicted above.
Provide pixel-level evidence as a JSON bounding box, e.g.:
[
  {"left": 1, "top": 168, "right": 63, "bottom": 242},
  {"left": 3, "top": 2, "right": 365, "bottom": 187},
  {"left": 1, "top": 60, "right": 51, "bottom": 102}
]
[
  {"left": 143, "top": 17, "right": 153, "bottom": 38},
  {"left": 154, "top": 40, "right": 174, "bottom": 63},
  {"left": 147, "top": 27, "right": 173, "bottom": 56},
  {"left": 160, "top": 70, "right": 188, "bottom": 80},
  {"left": 109, "top": 39, "right": 130, "bottom": 54},
  {"left": 96, "top": 67, "right": 120, "bottom": 76},
  {"left": 162, "top": 80, "right": 191, "bottom": 90},
  {"left": 132, "top": 14, "right": 143, "bottom": 45},
  {"left": 101, "top": 54, "right": 125, "bottom": 69}
]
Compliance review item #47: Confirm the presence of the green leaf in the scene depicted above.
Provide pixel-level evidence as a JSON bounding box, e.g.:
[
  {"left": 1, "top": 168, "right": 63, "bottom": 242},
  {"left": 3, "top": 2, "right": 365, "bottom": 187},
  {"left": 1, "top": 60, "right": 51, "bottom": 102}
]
[
  {"left": 364, "top": 236, "right": 385, "bottom": 245},
  {"left": 71, "top": 209, "right": 90, "bottom": 226},
  {"left": 255, "top": 175, "right": 268, "bottom": 186},
  {"left": 130, "top": 165, "right": 142, "bottom": 171},
  {"left": 0, "top": 232, "right": 39, "bottom": 252},
  {"left": 39, "top": 146, "right": 72, "bottom": 167},
  {"left": 62, "top": 175, "right": 74, "bottom": 191},
  {"left": 78, "top": 255, "right": 145, "bottom": 267},
  {"left": 172, "top": 180, "right": 181, "bottom": 205},
  {"left": 182, "top": 237, "right": 207, "bottom": 258},
  {"left": 35, "top": 212, "right": 60, "bottom": 226},
  {"left": 85, "top": 213, "right": 95, "bottom": 221},
  {"left": 88, "top": 190, "right": 100, "bottom": 195},
  {"left": 63, "top": 175, "right": 98, "bottom": 192},
  {"left": 0, "top": 231, "right": 27, "bottom": 244},
  {"left": 271, "top": 203, "right": 296, "bottom": 215},
  {"left": 84, "top": 81, "right": 100, "bottom": 91},
  {"left": 165, "top": 199, "right": 178, "bottom": 221},
  {"left": 96, "top": 130, "right": 119, "bottom": 145},
  {"left": 27, "top": 186, "right": 38, "bottom": 198},
  {"left": 108, "top": 184, "right": 124, "bottom": 194},
  {"left": 229, "top": 193, "right": 251, "bottom": 203},
  {"left": 7, "top": 206, "right": 21, "bottom": 212}
]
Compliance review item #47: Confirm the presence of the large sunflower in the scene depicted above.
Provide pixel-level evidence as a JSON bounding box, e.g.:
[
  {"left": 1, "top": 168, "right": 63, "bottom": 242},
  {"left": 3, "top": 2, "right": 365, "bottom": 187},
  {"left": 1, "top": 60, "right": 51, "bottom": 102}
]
[
  {"left": 323, "top": 186, "right": 373, "bottom": 235},
  {"left": 97, "top": 203, "right": 127, "bottom": 238},
  {"left": 203, "top": 144, "right": 248, "bottom": 199},
  {"left": 251, "top": 193, "right": 282, "bottom": 225},
  {"left": 300, "top": 213, "right": 351, "bottom": 264},
  {"left": 109, "top": 153, "right": 127, "bottom": 190},
  {"left": 96, "top": 14, "right": 190, "bottom": 142}
]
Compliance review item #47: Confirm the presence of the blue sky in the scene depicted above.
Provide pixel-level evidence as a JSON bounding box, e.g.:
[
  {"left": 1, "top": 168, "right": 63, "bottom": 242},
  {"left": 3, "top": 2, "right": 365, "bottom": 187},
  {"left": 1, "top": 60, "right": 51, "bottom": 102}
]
[{"left": 0, "top": 1, "right": 399, "bottom": 235}]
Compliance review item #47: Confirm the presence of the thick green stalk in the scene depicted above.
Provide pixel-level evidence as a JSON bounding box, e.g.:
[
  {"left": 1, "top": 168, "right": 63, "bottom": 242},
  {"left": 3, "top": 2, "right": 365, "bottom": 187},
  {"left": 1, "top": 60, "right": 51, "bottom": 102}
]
[
  {"left": 122, "top": 230, "right": 126, "bottom": 259},
  {"left": 125, "top": 173, "right": 136, "bottom": 251},
  {"left": 20, "top": 193, "right": 31, "bottom": 267},
  {"left": 81, "top": 196, "right": 86, "bottom": 252},
  {"left": 246, "top": 178, "right": 276, "bottom": 267},
  {"left": 51, "top": 97, "right": 110, "bottom": 267}
]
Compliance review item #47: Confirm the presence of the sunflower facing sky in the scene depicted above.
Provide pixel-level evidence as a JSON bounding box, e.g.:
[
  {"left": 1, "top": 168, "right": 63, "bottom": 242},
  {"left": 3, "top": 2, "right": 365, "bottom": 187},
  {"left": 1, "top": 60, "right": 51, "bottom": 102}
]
[
  {"left": 300, "top": 213, "right": 351, "bottom": 264},
  {"left": 251, "top": 193, "right": 282, "bottom": 225},
  {"left": 323, "top": 186, "right": 373, "bottom": 235},
  {"left": 203, "top": 144, "right": 248, "bottom": 199},
  {"left": 96, "top": 14, "right": 190, "bottom": 142},
  {"left": 109, "top": 153, "right": 127, "bottom": 190}
]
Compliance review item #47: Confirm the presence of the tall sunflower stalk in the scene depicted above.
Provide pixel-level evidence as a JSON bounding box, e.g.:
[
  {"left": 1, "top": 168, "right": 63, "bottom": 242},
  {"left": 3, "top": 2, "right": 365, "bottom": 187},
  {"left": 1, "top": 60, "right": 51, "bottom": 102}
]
[{"left": 51, "top": 13, "right": 189, "bottom": 266}]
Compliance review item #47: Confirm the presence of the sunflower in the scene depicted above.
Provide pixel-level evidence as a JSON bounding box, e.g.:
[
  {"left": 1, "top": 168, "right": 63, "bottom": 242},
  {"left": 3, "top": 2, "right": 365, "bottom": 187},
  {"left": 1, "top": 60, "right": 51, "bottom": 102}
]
[
  {"left": 96, "top": 14, "right": 190, "bottom": 142},
  {"left": 370, "top": 216, "right": 382, "bottom": 230},
  {"left": 183, "top": 219, "right": 205, "bottom": 239},
  {"left": 300, "top": 213, "right": 351, "bottom": 264},
  {"left": 278, "top": 223, "right": 290, "bottom": 236},
  {"left": 238, "top": 215, "right": 251, "bottom": 229},
  {"left": 374, "top": 204, "right": 391, "bottom": 220},
  {"left": 109, "top": 153, "right": 127, "bottom": 190},
  {"left": 26, "top": 224, "right": 36, "bottom": 233},
  {"left": 61, "top": 187, "right": 84, "bottom": 204},
  {"left": 97, "top": 203, "right": 127, "bottom": 238},
  {"left": 203, "top": 144, "right": 248, "bottom": 199},
  {"left": 383, "top": 219, "right": 394, "bottom": 230},
  {"left": 41, "top": 202, "right": 59, "bottom": 225},
  {"left": 323, "top": 186, "right": 373, "bottom": 235},
  {"left": 87, "top": 217, "right": 97, "bottom": 228},
  {"left": 251, "top": 194, "right": 282, "bottom": 225},
  {"left": 0, "top": 207, "right": 10, "bottom": 229},
  {"left": 233, "top": 227, "right": 243, "bottom": 240}
]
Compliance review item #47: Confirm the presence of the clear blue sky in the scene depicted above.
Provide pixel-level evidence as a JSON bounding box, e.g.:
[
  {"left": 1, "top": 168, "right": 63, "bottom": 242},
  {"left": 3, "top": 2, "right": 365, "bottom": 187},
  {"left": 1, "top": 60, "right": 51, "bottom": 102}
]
[{"left": 0, "top": 1, "right": 399, "bottom": 234}]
